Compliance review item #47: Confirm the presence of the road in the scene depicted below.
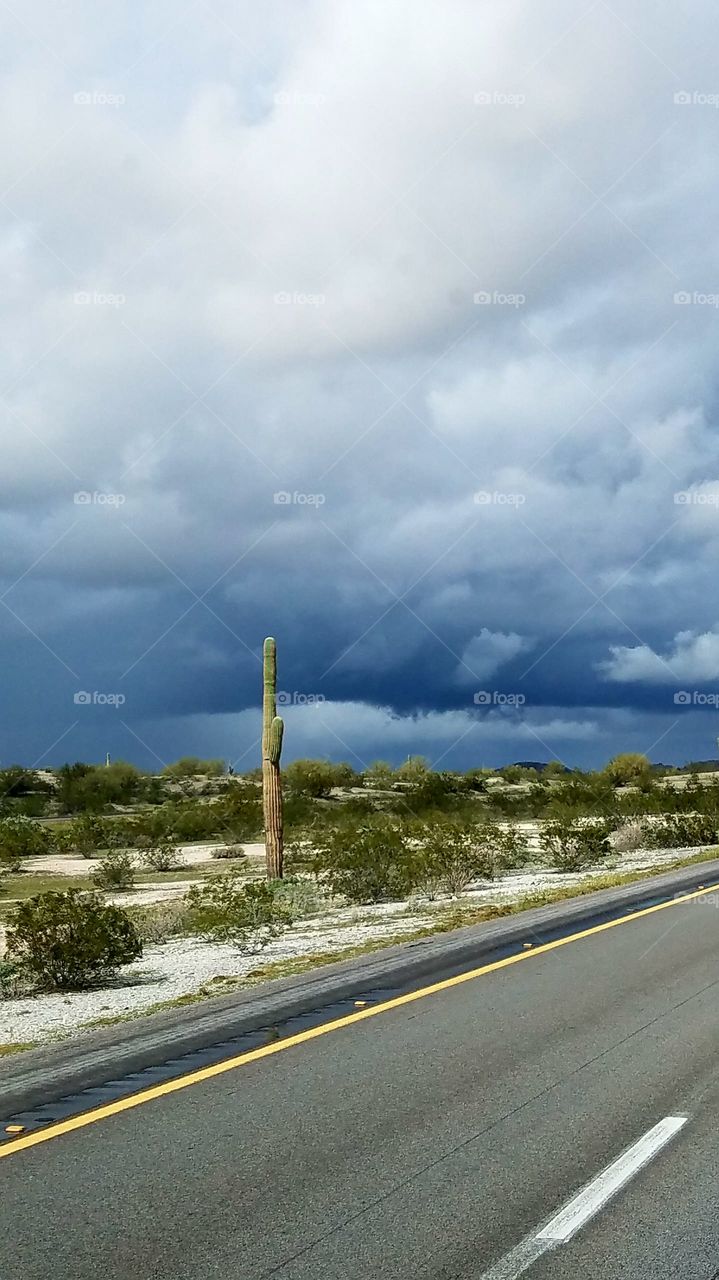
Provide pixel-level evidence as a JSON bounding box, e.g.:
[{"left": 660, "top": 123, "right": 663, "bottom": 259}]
[{"left": 2, "top": 888, "right": 719, "bottom": 1279}]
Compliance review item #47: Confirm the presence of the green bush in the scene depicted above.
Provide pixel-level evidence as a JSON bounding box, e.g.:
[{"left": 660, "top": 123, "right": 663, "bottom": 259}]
[
  {"left": 129, "top": 897, "right": 191, "bottom": 945},
  {"left": 163, "top": 757, "right": 225, "bottom": 778},
  {"left": 310, "top": 815, "right": 413, "bottom": 904},
  {"left": 56, "top": 761, "right": 146, "bottom": 813},
  {"left": 91, "top": 851, "right": 136, "bottom": 891},
  {"left": 411, "top": 818, "right": 498, "bottom": 897},
  {"left": 283, "top": 759, "right": 355, "bottom": 799},
  {"left": 603, "top": 753, "right": 652, "bottom": 787},
  {"left": 65, "top": 813, "right": 134, "bottom": 857},
  {"left": 646, "top": 813, "right": 719, "bottom": 849},
  {"left": 540, "top": 818, "right": 611, "bottom": 872},
  {"left": 0, "top": 815, "right": 53, "bottom": 868},
  {"left": 270, "top": 875, "right": 327, "bottom": 918},
  {"left": 186, "top": 874, "right": 291, "bottom": 951},
  {"left": 363, "top": 761, "right": 396, "bottom": 788},
  {"left": 140, "top": 840, "right": 181, "bottom": 872},
  {"left": 7, "top": 890, "right": 142, "bottom": 990}
]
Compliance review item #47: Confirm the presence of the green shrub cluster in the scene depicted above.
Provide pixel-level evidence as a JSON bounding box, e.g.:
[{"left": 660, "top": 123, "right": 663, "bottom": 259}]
[
  {"left": 186, "top": 873, "right": 291, "bottom": 952},
  {"left": 7, "top": 890, "right": 142, "bottom": 990},
  {"left": 540, "top": 818, "right": 612, "bottom": 872}
]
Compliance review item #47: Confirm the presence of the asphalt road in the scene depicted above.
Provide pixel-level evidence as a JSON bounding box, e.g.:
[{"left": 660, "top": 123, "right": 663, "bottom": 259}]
[{"left": 2, "top": 890, "right": 719, "bottom": 1279}]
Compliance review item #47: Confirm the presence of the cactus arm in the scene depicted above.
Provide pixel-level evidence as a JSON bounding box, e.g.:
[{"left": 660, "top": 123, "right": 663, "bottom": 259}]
[{"left": 269, "top": 716, "right": 284, "bottom": 765}]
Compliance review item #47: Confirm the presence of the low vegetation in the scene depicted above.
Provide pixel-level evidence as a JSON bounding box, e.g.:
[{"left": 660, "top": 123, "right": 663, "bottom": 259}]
[
  {"left": 6, "top": 890, "right": 142, "bottom": 991},
  {"left": 3, "top": 750, "right": 719, "bottom": 1024}
]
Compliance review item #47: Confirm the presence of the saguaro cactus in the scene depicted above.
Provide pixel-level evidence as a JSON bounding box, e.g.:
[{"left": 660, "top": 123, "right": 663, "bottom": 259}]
[{"left": 262, "top": 636, "right": 284, "bottom": 879}]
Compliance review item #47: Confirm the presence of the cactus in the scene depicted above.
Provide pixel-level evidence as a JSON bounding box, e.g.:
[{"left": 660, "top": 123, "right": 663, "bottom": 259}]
[{"left": 262, "top": 636, "right": 284, "bottom": 878}]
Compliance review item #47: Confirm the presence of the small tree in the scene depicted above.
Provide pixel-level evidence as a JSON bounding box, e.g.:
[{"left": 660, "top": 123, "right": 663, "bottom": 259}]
[
  {"left": 187, "top": 873, "right": 291, "bottom": 951},
  {"left": 7, "top": 890, "right": 142, "bottom": 990}
]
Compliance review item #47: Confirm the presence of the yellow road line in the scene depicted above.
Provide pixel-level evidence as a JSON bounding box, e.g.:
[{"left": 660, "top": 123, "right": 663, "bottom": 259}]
[{"left": 1, "top": 882, "right": 715, "bottom": 1161}]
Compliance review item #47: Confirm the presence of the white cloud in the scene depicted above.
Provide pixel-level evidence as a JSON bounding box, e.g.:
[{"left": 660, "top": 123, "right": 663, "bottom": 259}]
[
  {"left": 456, "top": 628, "right": 530, "bottom": 683},
  {"left": 599, "top": 628, "right": 719, "bottom": 684}
]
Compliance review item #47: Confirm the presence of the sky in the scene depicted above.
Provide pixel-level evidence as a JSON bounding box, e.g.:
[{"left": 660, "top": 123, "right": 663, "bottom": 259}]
[{"left": 2, "top": 0, "right": 719, "bottom": 774}]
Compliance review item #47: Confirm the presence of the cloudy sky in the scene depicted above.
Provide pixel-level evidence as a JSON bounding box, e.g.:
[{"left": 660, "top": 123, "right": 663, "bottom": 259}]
[{"left": 2, "top": 0, "right": 719, "bottom": 773}]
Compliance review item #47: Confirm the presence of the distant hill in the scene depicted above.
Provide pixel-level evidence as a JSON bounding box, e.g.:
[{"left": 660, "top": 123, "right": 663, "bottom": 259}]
[{"left": 676, "top": 759, "right": 719, "bottom": 774}]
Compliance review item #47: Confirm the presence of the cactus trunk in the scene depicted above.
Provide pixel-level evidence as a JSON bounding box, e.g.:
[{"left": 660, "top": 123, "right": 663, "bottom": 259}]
[{"left": 262, "top": 636, "right": 284, "bottom": 878}]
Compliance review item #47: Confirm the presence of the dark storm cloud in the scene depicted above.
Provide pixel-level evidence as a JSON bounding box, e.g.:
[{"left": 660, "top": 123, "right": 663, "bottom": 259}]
[{"left": 2, "top": 0, "right": 719, "bottom": 770}]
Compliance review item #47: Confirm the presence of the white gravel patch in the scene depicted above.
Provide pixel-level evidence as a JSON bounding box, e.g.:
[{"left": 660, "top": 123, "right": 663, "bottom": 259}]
[{"left": 24, "top": 841, "right": 266, "bottom": 877}]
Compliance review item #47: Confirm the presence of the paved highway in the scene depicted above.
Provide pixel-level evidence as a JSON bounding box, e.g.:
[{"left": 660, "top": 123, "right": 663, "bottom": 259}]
[{"left": 2, "top": 888, "right": 719, "bottom": 1279}]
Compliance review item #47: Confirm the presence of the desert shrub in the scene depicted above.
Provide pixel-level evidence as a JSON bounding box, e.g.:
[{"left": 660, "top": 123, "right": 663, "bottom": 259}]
[
  {"left": 140, "top": 840, "right": 181, "bottom": 872},
  {"left": 610, "top": 818, "right": 648, "bottom": 853},
  {"left": 540, "top": 818, "right": 611, "bottom": 872},
  {"left": 396, "top": 755, "right": 430, "bottom": 782},
  {"left": 129, "top": 897, "right": 192, "bottom": 944},
  {"left": 163, "top": 757, "right": 225, "bottom": 778},
  {"left": 65, "top": 813, "right": 132, "bottom": 857},
  {"left": 186, "top": 873, "right": 291, "bottom": 951},
  {"left": 411, "top": 818, "right": 501, "bottom": 897},
  {"left": 0, "top": 815, "right": 53, "bottom": 868},
  {"left": 310, "top": 814, "right": 414, "bottom": 904},
  {"left": 0, "top": 957, "right": 35, "bottom": 998},
  {"left": 56, "top": 761, "right": 145, "bottom": 813},
  {"left": 7, "top": 890, "right": 142, "bottom": 990},
  {"left": 211, "top": 842, "right": 246, "bottom": 859},
  {"left": 270, "top": 875, "right": 328, "bottom": 918},
  {"left": 284, "top": 833, "right": 317, "bottom": 872},
  {"left": 210, "top": 792, "right": 263, "bottom": 841},
  {"left": 647, "top": 813, "right": 719, "bottom": 849},
  {"left": 489, "top": 824, "right": 532, "bottom": 871},
  {"left": 91, "top": 851, "right": 136, "bottom": 891},
  {"left": 363, "top": 760, "right": 396, "bottom": 788},
  {"left": 499, "top": 765, "right": 538, "bottom": 784},
  {"left": 283, "top": 759, "right": 350, "bottom": 799},
  {"left": 603, "top": 753, "right": 652, "bottom": 787}
]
